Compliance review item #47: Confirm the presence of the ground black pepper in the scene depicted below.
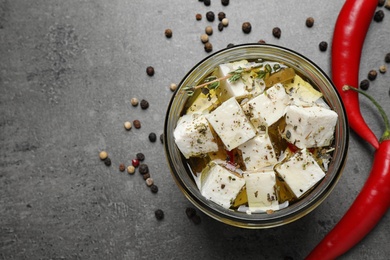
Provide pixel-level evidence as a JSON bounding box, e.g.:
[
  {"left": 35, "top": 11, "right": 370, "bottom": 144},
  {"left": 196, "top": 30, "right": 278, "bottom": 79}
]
[
  {"left": 242, "top": 22, "right": 252, "bottom": 34},
  {"left": 139, "top": 164, "right": 149, "bottom": 175},
  {"left": 204, "top": 42, "right": 213, "bottom": 53},
  {"left": 155, "top": 209, "right": 164, "bottom": 220},
  {"left": 306, "top": 17, "right": 314, "bottom": 28},
  {"left": 133, "top": 120, "right": 141, "bottom": 129},
  {"left": 164, "top": 28, "right": 172, "bottom": 38},
  {"left": 360, "top": 79, "right": 370, "bottom": 90},
  {"left": 140, "top": 99, "right": 149, "bottom": 109},
  {"left": 218, "top": 12, "right": 226, "bottom": 21},
  {"left": 146, "top": 66, "right": 154, "bottom": 76},
  {"left": 149, "top": 132, "right": 157, "bottom": 142},
  {"left": 319, "top": 41, "right": 328, "bottom": 52},
  {"left": 221, "top": 0, "right": 229, "bottom": 6},
  {"left": 368, "top": 69, "right": 378, "bottom": 81},
  {"left": 374, "top": 10, "right": 385, "bottom": 22},
  {"left": 136, "top": 152, "right": 145, "bottom": 161},
  {"left": 119, "top": 163, "right": 126, "bottom": 172},
  {"left": 385, "top": 53, "right": 390, "bottom": 63},
  {"left": 206, "top": 11, "right": 215, "bottom": 22},
  {"left": 150, "top": 184, "right": 158, "bottom": 193},
  {"left": 103, "top": 157, "right": 111, "bottom": 166},
  {"left": 272, "top": 27, "right": 281, "bottom": 38}
]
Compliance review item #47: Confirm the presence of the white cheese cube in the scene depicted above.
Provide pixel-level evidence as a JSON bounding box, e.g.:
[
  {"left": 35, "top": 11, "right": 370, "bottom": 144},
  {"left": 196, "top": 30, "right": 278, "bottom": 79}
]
[
  {"left": 242, "top": 83, "right": 289, "bottom": 128},
  {"left": 283, "top": 105, "right": 338, "bottom": 149},
  {"left": 206, "top": 97, "right": 256, "bottom": 151},
  {"left": 216, "top": 60, "right": 264, "bottom": 102},
  {"left": 174, "top": 113, "right": 218, "bottom": 159},
  {"left": 238, "top": 134, "right": 278, "bottom": 171},
  {"left": 243, "top": 170, "right": 279, "bottom": 211},
  {"left": 275, "top": 149, "right": 325, "bottom": 198},
  {"left": 200, "top": 163, "right": 245, "bottom": 209}
]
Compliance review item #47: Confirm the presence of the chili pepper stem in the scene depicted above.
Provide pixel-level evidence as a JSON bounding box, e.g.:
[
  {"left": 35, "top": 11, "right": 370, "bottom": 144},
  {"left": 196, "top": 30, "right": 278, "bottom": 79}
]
[{"left": 343, "top": 85, "right": 390, "bottom": 141}]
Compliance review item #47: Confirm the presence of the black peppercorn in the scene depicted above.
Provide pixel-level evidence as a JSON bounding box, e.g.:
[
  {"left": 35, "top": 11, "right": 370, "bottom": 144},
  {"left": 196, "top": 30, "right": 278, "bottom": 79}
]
[
  {"left": 378, "top": 0, "right": 385, "bottom": 7},
  {"left": 206, "top": 11, "right": 215, "bottom": 22},
  {"left": 160, "top": 133, "right": 164, "bottom": 144},
  {"left": 204, "top": 42, "right": 213, "bottom": 53},
  {"left": 155, "top": 209, "right": 164, "bottom": 220},
  {"left": 385, "top": 53, "right": 390, "bottom": 63},
  {"left": 103, "top": 157, "right": 111, "bottom": 166},
  {"left": 218, "top": 22, "right": 224, "bottom": 31},
  {"left": 227, "top": 43, "right": 234, "bottom": 48},
  {"left": 136, "top": 152, "right": 145, "bottom": 161},
  {"left": 368, "top": 70, "right": 378, "bottom": 81},
  {"left": 164, "top": 28, "right": 172, "bottom": 38},
  {"left": 149, "top": 132, "right": 157, "bottom": 142},
  {"left": 374, "top": 10, "right": 384, "bottom": 22},
  {"left": 272, "top": 27, "right": 281, "bottom": 38},
  {"left": 140, "top": 99, "right": 149, "bottom": 109},
  {"left": 306, "top": 17, "right": 314, "bottom": 28},
  {"left": 192, "top": 215, "right": 201, "bottom": 225},
  {"left": 221, "top": 0, "right": 229, "bottom": 6},
  {"left": 319, "top": 41, "right": 328, "bottom": 52},
  {"left": 150, "top": 184, "right": 158, "bottom": 193},
  {"left": 142, "top": 173, "right": 151, "bottom": 180},
  {"left": 133, "top": 120, "right": 141, "bottom": 129},
  {"left": 185, "top": 207, "right": 197, "bottom": 218},
  {"left": 242, "top": 22, "right": 252, "bottom": 34},
  {"left": 139, "top": 164, "right": 149, "bottom": 175},
  {"left": 360, "top": 79, "right": 370, "bottom": 90},
  {"left": 218, "top": 12, "right": 226, "bottom": 21},
  {"left": 203, "top": 0, "right": 210, "bottom": 6},
  {"left": 146, "top": 66, "right": 154, "bottom": 76}
]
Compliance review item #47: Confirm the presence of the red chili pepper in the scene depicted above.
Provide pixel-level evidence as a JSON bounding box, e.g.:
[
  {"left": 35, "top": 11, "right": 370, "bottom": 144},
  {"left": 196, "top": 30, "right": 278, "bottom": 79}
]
[
  {"left": 331, "top": 0, "right": 379, "bottom": 150},
  {"left": 306, "top": 140, "right": 390, "bottom": 260}
]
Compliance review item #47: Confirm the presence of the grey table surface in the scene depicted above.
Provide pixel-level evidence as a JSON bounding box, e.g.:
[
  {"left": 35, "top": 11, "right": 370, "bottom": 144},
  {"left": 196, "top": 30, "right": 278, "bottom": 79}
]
[{"left": 1, "top": 0, "right": 390, "bottom": 259}]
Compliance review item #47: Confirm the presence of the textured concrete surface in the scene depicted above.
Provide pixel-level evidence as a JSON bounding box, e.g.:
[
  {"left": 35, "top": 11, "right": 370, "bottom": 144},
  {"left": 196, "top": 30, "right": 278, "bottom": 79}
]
[{"left": 1, "top": 0, "right": 390, "bottom": 259}]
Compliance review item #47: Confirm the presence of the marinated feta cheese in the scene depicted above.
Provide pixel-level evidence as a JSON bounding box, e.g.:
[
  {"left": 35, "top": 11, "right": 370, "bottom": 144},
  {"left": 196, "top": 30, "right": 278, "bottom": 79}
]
[
  {"left": 275, "top": 149, "right": 325, "bottom": 198},
  {"left": 237, "top": 133, "right": 278, "bottom": 170},
  {"left": 186, "top": 89, "right": 220, "bottom": 114},
  {"left": 200, "top": 162, "right": 245, "bottom": 209},
  {"left": 206, "top": 97, "right": 256, "bottom": 151},
  {"left": 243, "top": 170, "right": 279, "bottom": 211},
  {"left": 283, "top": 105, "right": 338, "bottom": 149},
  {"left": 174, "top": 113, "right": 218, "bottom": 159},
  {"left": 242, "top": 83, "right": 289, "bottom": 129},
  {"left": 216, "top": 60, "right": 264, "bottom": 102},
  {"left": 284, "top": 74, "right": 323, "bottom": 106}
]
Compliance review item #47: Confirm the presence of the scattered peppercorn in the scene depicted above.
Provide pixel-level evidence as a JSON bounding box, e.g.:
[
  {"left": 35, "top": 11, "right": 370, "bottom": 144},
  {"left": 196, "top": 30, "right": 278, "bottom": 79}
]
[
  {"left": 242, "top": 22, "right": 252, "bottom": 34},
  {"left": 272, "top": 27, "right": 281, "bottom": 38},
  {"left": 378, "top": 0, "right": 385, "bottom": 7},
  {"left": 227, "top": 43, "right": 234, "bottom": 48},
  {"left": 170, "top": 83, "right": 177, "bottom": 91},
  {"left": 124, "top": 121, "right": 132, "bottom": 130},
  {"left": 133, "top": 120, "right": 141, "bottom": 129},
  {"left": 150, "top": 184, "right": 158, "bottom": 193},
  {"left": 374, "top": 10, "right": 385, "bottom": 22},
  {"left": 127, "top": 165, "right": 135, "bottom": 174},
  {"left": 206, "top": 11, "right": 215, "bottom": 22},
  {"left": 185, "top": 207, "right": 197, "bottom": 218},
  {"left": 99, "top": 151, "right": 108, "bottom": 160},
  {"left": 145, "top": 178, "right": 154, "bottom": 187},
  {"left": 149, "top": 132, "right": 157, "bottom": 142},
  {"left": 146, "top": 66, "right": 154, "bottom": 76},
  {"left": 132, "top": 159, "right": 140, "bottom": 168},
  {"left": 385, "top": 53, "right": 390, "bottom": 63},
  {"left": 205, "top": 26, "right": 213, "bottom": 35},
  {"left": 221, "top": 0, "right": 229, "bottom": 6},
  {"left": 103, "top": 157, "right": 111, "bottom": 166},
  {"left": 319, "top": 41, "right": 328, "bottom": 52},
  {"left": 306, "top": 17, "right": 315, "bottom": 28},
  {"left": 130, "top": 97, "right": 139, "bottom": 107},
  {"left": 218, "top": 12, "right": 226, "bottom": 21},
  {"left": 136, "top": 152, "right": 145, "bottom": 161},
  {"left": 379, "top": 65, "right": 387, "bottom": 74},
  {"left": 258, "top": 39, "right": 266, "bottom": 44},
  {"left": 200, "top": 34, "right": 209, "bottom": 43},
  {"left": 140, "top": 99, "right": 149, "bottom": 109},
  {"left": 218, "top": 22, "right": 223, "bottom": 31},
  {"left": 160, "top": 133, "right": 164, "bottom": 144},
  {"left": 360, "top": 79, "right": 370, "bottom": 90},
  {"left": 142, "top": 173, "right": 151, "bottom": 180},
  {"left": 139, "top": 164, "right": 149, "bottom": 175},
  {"left": 222, "top": 18, "right": 229, "bottom": 27},
  {"left": 119, "top": 163, "right": 126, "bottom": 172},
  {"left": 204, "top": 42, "right": 213, "bottom": 53},
  {"left": 203, "top": 0, "right": 210, "bottom": 6},
  {"left": 155, "top": 209, "right": 164, "bottom": 220},
  {"left": 191, "top": 215, "right": 201, "bottom": 225},
  {"left": 196, "top": 13, "right": 202, "bottom": 21},
  {"left": 164, "top": 28, "right": 172, "bottom": 38},
  {"left": 368, "top": 69, "right": 378, "bottom": 81}
]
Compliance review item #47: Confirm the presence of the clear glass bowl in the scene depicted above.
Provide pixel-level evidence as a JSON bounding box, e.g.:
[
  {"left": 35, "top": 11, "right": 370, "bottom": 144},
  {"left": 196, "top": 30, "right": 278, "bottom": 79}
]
[{"left": 164, "top": 43, "right": 349, "bottom": 229}]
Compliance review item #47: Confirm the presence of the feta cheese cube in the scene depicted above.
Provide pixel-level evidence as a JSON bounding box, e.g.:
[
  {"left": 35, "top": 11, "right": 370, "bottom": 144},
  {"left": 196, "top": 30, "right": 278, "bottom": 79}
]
[
  {"left": 275, "top": 149, "right": 325, "bottom": 198},
  {"left": 216, "top": 60, "right": 264, "bottom": 102},
  {"left": 206, "top": 97, "right": 256, "bottom": 151},
  {"left": 174, "top": 113, "right": 218, "bottom": 159},
  {"left": 283, "top": 105, "right": 338, "bottom": 149},
  {"left": 242, "top": 83, "right": 289, "bottom": 128},
  {"left": 284, "top": 74, "right": 323, "bottom": 106},
  {"left": 186, "top": 89, "right": 220, "bottom": 115},
  {"left": 237, "top": 134, "right": 278, "bottom": 171},
  {"left": 200, "top": 162, "right": 245, "bottom": 209},
  {"left": 243, "top": 170, "right": 279, "bottom": 211}
]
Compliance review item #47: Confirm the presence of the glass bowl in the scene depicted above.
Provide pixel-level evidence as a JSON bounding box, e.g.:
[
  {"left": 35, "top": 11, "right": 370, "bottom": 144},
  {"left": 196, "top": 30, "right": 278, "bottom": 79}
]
[{"left": 164, "top": 43, "right": 349, "bottom": 229}]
